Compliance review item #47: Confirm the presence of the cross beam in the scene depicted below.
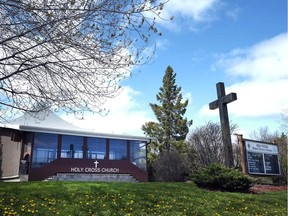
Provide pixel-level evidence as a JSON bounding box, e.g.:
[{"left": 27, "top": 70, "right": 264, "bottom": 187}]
[{"left": 209, "top": 82, "right": 237, "bottom": 167}]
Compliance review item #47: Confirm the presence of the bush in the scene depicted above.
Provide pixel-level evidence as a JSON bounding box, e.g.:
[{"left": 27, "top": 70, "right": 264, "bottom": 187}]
[
  {"left": 191, "top": 163, "right": 255, "bottom": 192},
  {"left": 153, "top": 150, "right": 188, "bottom": 182}
]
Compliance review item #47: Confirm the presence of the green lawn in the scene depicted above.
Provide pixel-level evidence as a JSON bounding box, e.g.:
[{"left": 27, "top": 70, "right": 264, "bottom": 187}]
[{"left": 0, "top": 181, "right": 286, "bottom": 216}]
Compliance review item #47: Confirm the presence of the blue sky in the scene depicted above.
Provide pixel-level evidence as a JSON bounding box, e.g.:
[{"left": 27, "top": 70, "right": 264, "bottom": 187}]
[{"left": 62, "top": 0, "right": 287, "bottom": 138}]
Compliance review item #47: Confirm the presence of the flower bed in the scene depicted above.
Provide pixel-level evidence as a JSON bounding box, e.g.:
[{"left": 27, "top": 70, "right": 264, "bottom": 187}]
[{"left": 250, "top": 184, "right": 287, "bottom": 193}]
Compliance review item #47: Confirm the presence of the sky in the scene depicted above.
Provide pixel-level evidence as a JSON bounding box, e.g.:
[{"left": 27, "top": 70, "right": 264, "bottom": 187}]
[{"left": 62, "top": 0, "right": 287, "bottom": 139}]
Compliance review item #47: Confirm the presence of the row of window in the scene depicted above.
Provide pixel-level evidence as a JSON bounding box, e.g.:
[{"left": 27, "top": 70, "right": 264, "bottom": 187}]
[{"left": 32, "top": 133, "right": 147, "bottom": 170}]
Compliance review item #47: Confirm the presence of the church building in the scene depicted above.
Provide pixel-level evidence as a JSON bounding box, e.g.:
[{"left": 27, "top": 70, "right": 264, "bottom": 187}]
[{"left": 0, "top": 111, "right": 151, "bottom": 182}]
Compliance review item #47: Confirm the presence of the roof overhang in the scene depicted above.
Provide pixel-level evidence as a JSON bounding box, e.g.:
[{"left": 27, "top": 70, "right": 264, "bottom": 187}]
[{"left": 19, "top": 125, "right": 155, "bottom": 142}]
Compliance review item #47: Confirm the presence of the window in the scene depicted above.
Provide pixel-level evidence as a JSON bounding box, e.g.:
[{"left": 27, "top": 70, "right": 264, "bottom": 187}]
[
  {"left": 87, "top": 137, "right": 106, "bottom": 159},
  {"left": 61, "top": 135, "right": 83, "bottom": 158},
  {"left": 130, "top": 141, "right": 147, "bottom": 170},
  {"left": 109, "top": 139, "right": 127, "bottom": 160},
  {"left": 32, "top": 133, "right": 58, "bottom": 168}
]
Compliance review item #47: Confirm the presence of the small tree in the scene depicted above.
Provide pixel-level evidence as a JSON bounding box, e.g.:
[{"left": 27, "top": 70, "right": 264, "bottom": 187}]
[{"left": 142, "top": 66, "right": 192, "bottom": 154}]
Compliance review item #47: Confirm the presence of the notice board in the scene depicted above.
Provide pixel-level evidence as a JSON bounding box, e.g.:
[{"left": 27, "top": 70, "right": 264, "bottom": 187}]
[{"left": 244, "top": 140, "right": 280, "bottom": 175}]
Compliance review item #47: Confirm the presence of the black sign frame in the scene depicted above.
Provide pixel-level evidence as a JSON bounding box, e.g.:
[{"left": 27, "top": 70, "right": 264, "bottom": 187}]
[{"left": 244, "top": 139, "right": 281, "bottom": 176}]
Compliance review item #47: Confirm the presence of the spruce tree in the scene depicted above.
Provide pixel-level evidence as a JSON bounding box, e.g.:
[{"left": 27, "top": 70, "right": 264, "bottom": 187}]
[{"left": 142, "top": 66, "right": 192, "bottom": 154}]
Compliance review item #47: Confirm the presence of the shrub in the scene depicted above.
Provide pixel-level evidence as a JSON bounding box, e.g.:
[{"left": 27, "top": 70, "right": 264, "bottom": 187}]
[
  {"left": 191, "top": 163, "right": 255, "bottom": 192},
  {"left": 153, "top": 150, "right": 188, "bottom": 182}
]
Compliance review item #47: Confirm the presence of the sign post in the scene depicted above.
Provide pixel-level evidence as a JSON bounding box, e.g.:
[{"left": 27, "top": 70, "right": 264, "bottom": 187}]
[{"left": 236, "top": 134, "right": 247, "bottom": 174}]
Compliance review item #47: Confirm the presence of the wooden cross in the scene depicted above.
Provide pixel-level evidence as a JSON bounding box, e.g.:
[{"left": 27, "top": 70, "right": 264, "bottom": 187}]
[{"left": 209, "top": 82, "right": 237, "bottom": 167}]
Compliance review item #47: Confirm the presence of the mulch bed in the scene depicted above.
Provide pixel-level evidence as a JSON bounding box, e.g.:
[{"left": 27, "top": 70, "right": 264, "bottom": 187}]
[{"left": 249, "top": 184, "right": 287, "bottom": 193}]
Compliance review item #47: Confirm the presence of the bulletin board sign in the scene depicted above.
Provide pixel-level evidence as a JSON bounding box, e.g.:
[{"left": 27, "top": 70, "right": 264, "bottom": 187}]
[{"left": 244, "top": 140, "right": 281, "bottom": 176}]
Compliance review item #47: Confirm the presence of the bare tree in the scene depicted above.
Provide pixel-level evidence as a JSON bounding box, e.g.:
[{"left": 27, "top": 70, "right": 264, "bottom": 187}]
[
  {"left": 250, "top": 126, "right": 280, "bottom": 142},
  {"left": 187, "top": 122, "right": 224, "bottom": 167},
  {"left": 0, "top": 0, "right": 168, "bottom": 119},
  {"left": 186, "top": 121, "right": 238, "bottom": 168},
  {"left": 280, "top": 109, "right": 288, "bottom": 135}
]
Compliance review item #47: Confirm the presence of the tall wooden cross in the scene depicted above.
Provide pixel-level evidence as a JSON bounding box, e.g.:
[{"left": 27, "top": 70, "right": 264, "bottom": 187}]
[{"left": 209, "top": 82, "right": 237, "bottom": 167}]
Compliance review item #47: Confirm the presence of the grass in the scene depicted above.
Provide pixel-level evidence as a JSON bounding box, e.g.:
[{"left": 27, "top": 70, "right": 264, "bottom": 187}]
[{"left": 0, "top": 181, "right": 287, "bottom": 216}]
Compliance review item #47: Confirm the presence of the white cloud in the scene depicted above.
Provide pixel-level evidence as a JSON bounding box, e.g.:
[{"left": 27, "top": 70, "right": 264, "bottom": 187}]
[
  {"left": 159, "top": 0, "right": 220, "bottom": 31},
  {"left": 183, "top": 91, "right": 193, "bottom": 104},
  {"left": 199, "top": 104, "right": 217, "bottom": 117},
  {"left": 165, "top": 0, "right": 218, "bottom": 21},
  {"left": 216, "top": 33, "right": 288, "bottom": 81},
  {"left": 61, "top": 86, "right": 153, "bottom": 136},
  {"left": 201, "top": 33, "right": 288, "bottom": 118},
  {"left": 228, "top": 80, "right": 287, "bottom": 117},
  {"left": 61, "top": 86, "right": 194, "bottom": 136},
  {"left": 225, "top": 6, "right": 241, "bottom": 21},
  {"left": 156, "top": 38, "right": 170, "bottom": 50}
]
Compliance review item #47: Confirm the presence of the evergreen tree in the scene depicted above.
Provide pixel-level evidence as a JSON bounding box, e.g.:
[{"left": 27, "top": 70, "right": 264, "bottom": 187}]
[{"left": 142, "top": 66, "right": 192, "bottom": 155}]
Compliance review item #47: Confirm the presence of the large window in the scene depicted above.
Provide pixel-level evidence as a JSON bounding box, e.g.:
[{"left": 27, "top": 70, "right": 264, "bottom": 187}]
[
  {"left": 61, "top": 135, "right": 83, "bottom": 158},
  {"left": 130, "top": 141, "right": 147, "bottom": 170},
  {"left": 109, "top": 139, "right": 127, "bottom": 160},
  {"left": 87, "top": 137, "right": 106, "bottom": 159},
  {"left": 32, "top": 133, "right": 58, "bottom": 168}
]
